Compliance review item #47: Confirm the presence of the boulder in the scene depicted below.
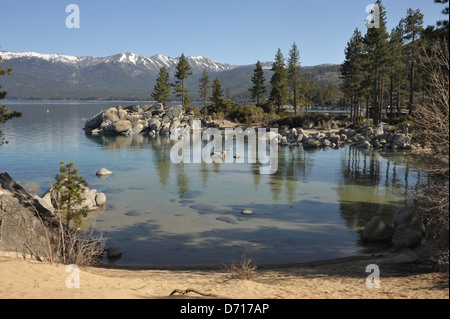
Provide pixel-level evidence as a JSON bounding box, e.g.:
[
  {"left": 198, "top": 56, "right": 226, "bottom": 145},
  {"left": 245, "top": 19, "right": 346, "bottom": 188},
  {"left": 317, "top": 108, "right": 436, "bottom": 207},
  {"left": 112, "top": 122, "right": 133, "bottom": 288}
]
[
  {"left": 160, "top": 123, "right": 171, "bottom": 135},
  {"left": 95, "top": 193, "right": 107, "bottom": 206},
  {"left": 356, "top": 139, "right": 372, "bottom": 148},
  {"left": 303, "top": 138, "right": 321, "bottom": 148},
  {"left": 112, "top": 120, "right": 132, "bottom": 133},
  {"left": 361, "top": 216, "right": 394, "bottom": 242},
  {"left": 84, "top": 112, "right": 104, "bottom": 131},
  {"left": 103, "top": 107, "right": 120, "bottom": 123},
  {"left": 96, "top": 168, "right": 113, "bottom": 176},
  {"left": 302, "top": 119, "right": 314, "bottom": 129},
  {"left": 148, "top": 118, "right": 161, "bottom": 131},
  {"left": 394, "top": 206, "right": 425, "bottom": 232},
  {"left": 125, "top": 105, "right": 142, "bottom": 114},
  {"left": 0, "top": 173, "right": 55, "bottom": 259},
  {"left": 166, "top": 105, "right": 184, "bottom": 119},
  {"left": 321, "top": 139, "right": 332, "bottom": 147},
  {"left": 118, "top": 109, "right": 128, "bottom": 120},
  {"left": 392, "top": 224, "right": 423, "bottom": 248},
  {"left": 106, "top": 246, "right": 123, "bottom": 262}
]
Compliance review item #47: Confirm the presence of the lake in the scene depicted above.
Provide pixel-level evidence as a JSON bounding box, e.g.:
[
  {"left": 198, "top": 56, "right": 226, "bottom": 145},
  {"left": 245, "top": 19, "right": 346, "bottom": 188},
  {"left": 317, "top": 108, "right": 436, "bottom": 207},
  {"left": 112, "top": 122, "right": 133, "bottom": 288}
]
[{"left": 0, "top": 100, "right": 420, "bottom": 266}]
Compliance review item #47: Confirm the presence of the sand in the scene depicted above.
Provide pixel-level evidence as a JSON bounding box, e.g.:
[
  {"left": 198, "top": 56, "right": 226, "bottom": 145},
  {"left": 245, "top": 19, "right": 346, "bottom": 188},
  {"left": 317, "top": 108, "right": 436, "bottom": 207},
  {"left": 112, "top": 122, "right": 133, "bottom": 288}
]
[{"left": 0, "top": 252, "right": 447, "bottom": 299}]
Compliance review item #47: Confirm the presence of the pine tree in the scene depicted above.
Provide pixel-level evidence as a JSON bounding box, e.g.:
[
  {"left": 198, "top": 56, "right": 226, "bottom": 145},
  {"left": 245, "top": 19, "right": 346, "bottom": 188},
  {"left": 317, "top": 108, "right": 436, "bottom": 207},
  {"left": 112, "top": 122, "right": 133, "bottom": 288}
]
[
  {"left": 435, "top": 0, "right": 449, "bottom": 30},
  {"left": 402, "top": 8, "right": 424, "bottom": 114},
  {"left": 249, "top": 61, "right": 266, "bottom": 106},
  {"left": 211, "top": 77, "right": 224, "bottom": 113},
  {"left": 387, "top": 23, "right": 407, "bottom": 123},
  {"left": 341, "top": 28, "right": 366, "bottom": 123},
  {"left": 52, "top": 161, "right": 88, "bottom": 228},
  {"left": 363, "top": 0, "right": 390, "bottom": 126},
  {"left": 173, "top": 53, "right": 192, "bottom": 107},
  {"left": 287, "top": 42, "right": 302, "bottom": 116},
  {"left": 1, "top": 55, "right": 21, "bottom": 145},
  {"left": 199, "top": 69, "right": 211, "bottom": 115},
  {"left": 269, "top": 48, "right": 288, "bottom": 113},
  {"left": 151, "top": 66, "right": 171, "bottom": 106}
]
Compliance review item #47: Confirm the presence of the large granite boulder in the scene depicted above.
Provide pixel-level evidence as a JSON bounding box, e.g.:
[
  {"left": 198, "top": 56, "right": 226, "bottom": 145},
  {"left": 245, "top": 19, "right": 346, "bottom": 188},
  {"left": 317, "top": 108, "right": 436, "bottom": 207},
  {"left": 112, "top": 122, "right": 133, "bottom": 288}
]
[
  {"left": 361, "top": 216, "right": 394, "bottom": 242},
  {"left": 0, "top": 173, "right": 55, "bottom": 259}
]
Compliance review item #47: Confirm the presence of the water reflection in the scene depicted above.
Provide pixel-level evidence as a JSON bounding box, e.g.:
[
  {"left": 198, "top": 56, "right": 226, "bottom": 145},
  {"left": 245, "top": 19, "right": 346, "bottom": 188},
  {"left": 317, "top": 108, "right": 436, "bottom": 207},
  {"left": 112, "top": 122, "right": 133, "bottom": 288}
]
[
  {"left": 83, "top": 132, "right": 419, "bottom": 265},
  {"left": 337, "top": 147, "right": 419, "bottom": 232}
]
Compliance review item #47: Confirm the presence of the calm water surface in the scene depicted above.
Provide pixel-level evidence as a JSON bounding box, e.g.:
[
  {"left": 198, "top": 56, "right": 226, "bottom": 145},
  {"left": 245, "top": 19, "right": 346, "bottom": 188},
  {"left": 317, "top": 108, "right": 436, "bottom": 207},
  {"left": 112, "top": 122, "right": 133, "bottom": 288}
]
[{"left": 0, "top": 101, "right": 420, "bottom": 266}]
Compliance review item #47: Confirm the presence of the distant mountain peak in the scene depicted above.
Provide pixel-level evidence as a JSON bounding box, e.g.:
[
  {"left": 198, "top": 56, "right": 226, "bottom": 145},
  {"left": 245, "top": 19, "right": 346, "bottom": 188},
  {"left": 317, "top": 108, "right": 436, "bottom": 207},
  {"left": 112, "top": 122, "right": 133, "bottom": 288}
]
[{"left": 1, "top": 51, "right": 237, "bottom": 73}]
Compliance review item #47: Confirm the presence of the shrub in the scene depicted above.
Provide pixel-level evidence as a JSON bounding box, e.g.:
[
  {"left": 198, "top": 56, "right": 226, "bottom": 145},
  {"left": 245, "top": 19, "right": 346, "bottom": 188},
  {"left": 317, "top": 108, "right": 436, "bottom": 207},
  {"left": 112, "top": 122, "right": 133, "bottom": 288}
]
[{"left": 224, "top": 255, "right": 258, "bottom": 280}]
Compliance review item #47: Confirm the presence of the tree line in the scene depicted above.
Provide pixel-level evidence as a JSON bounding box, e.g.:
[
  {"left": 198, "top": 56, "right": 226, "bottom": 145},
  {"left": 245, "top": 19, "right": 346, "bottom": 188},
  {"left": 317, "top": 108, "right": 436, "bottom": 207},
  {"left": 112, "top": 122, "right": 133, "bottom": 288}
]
[
  {"left": 151, "top": 43, "right": 328, "bottom": 118},
  {"left": 340, "top": 0, "right": 449, "bottom": 126}
]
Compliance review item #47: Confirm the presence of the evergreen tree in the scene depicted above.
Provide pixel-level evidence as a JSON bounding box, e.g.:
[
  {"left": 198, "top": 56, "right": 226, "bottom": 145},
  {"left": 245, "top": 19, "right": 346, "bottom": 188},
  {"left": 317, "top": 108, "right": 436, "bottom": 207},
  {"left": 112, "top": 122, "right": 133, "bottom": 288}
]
[
  {"left": 199, "top": 69, "right": 211, "bottom": 115},
  {"left": 173, "top": 53, "right": 192, "bottom": 107},
  {"left": 0, "top": 55, "right": 21, "bottom": 145},
  {"left": 363, "top": 0, "right": 390, "bottom": 126},
  {"left": 269, "top": 48, "right": 288, "bottom": 113},
  {"left": 435, "top": 0, "right": 449, "bottom": 30},
  {"left": 387, "top": 23, "right": 407, "bottom": 123},
  {"left": 402, "top": 8, "right": 424, "bottom": 114},
  {"left": 52, "top": 162, "right": 88, "bottom": 228},
  {"left": 287, "top": 42, "right": 302, "bottom": 115},
  {"left": 341, "top": 28, "right": 366, "bottom": 122},
  {"left": 151, "top": 66, "right": 171, "bottom": 106},
  {"left": 249, "top": 61, "right": 266, "bottom": 106},
  {"left": 211, "top": 77, "right": 224, "bottom": 113},
  {"left": 225, "top": 87, "right": 232, "bottom": 103}
]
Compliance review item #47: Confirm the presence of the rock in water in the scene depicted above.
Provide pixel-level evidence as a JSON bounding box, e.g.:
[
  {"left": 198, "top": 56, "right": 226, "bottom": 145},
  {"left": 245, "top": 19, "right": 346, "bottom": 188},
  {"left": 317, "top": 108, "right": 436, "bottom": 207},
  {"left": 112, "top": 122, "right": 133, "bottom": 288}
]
[
  {"left": 241, "top": 209, "right": 255, "bottom": 216},
  {"left": 95, "top": 193, "right": 107, "bottom": 206},
  {"left": 96, "top": 168, "right": 113, "bottom": 176},
  {"left": 361, "top": 216, "right": 394, "bottom": 242}
]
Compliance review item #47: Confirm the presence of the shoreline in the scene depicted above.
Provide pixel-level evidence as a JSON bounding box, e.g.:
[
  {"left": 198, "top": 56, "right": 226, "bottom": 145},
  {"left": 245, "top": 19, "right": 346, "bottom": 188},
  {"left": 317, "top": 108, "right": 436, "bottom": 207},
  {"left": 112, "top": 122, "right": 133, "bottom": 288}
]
[{"left": 1, "top": 250, "right": 448, "bottom": 299}]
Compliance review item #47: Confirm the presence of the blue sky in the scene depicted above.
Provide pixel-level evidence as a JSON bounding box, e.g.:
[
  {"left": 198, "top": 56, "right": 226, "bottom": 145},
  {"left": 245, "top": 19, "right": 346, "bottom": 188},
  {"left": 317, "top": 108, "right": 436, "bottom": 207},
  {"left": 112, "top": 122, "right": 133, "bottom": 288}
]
[{"left": 0, "top": 0, "right": 446, "bottom": 66}]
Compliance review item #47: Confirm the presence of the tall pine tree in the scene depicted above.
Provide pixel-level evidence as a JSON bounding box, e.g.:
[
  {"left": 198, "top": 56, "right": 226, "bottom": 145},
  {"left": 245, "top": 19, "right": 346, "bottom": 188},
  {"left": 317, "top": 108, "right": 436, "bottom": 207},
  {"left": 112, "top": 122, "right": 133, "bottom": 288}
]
[
  {"left": 402, "top": 8, "right": 424, "bottom": 114},
  {"left": 211, "top": 77, "right": 224, "bottom": 113},
  {"left": 387, "top": 23, "right": 406, "bottom": 123},
  {"left": 363, "top": 0, "right": 390, "bottom": 126},
  {"left": 269, "top": 48, "right": 288, "bottom": 113},
  {"left": 287, "top": 42, "right": 302, "bottom": 116},
  {"left": 173, "top": 53, "right": 192, "bottom": 107},
  {"left": 151, "top": 66, "right": 171, "bottom": 106},
  {"left": 341, "top": 28, "right": 366, "bottom": 123},
  {"left": 199, "top": 69, "right": 211, "bottom": 115},
  {"left": 249, "top": 61, "right": 267, "bottom": 106}
]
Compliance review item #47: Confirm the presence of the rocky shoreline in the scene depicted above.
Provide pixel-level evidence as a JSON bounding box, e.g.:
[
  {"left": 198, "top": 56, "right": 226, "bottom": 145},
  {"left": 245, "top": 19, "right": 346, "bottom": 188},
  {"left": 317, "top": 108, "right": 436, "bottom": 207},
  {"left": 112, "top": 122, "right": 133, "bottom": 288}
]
[{"left": 84, "top": 104, "right": 420, "bottom": 151}]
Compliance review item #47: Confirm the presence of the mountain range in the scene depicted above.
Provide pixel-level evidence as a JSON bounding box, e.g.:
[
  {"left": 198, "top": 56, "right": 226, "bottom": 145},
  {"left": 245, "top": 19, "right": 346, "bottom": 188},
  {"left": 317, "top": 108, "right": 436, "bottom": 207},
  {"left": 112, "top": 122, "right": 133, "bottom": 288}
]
[{"left": 0, "top": 51, "right": 342, "bottom": 101}]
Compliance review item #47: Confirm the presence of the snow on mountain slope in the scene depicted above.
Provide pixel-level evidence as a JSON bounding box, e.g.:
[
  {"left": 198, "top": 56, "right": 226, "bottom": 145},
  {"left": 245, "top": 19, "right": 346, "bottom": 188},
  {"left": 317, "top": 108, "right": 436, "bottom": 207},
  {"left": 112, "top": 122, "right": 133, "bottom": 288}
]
[{"left": 0, "top": 51, "right": 237, "bottom": 73}]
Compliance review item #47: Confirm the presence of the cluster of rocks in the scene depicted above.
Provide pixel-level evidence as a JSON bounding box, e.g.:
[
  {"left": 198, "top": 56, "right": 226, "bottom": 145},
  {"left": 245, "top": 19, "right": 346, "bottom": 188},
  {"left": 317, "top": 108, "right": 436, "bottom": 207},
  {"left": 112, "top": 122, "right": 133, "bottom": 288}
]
[
  {"left": 276, "top": 121, "right": 419, "bottom": 150},
  {"left": 36, "top": 185, "right": 106, "bottom": 214},
  {"left": 84, "top": 104, "right": 207, "bottom": 137},
  {"left": 361, "top": 207, "right": 425, "bottom": 250}
]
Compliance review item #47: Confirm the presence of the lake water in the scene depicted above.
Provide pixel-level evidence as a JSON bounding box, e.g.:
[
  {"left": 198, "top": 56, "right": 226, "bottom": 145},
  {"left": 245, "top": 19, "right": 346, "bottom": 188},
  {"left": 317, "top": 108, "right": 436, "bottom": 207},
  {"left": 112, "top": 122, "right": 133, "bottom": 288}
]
[{"left": 0, "top": 100, "right": 420, "bottom": 266}]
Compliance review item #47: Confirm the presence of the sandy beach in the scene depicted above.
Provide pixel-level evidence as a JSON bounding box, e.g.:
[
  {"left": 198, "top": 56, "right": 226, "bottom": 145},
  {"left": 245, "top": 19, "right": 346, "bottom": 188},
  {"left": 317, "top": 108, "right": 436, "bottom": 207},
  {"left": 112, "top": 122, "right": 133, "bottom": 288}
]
[{"left": 0, "top": 251, "right": 447, "bottom": 299}]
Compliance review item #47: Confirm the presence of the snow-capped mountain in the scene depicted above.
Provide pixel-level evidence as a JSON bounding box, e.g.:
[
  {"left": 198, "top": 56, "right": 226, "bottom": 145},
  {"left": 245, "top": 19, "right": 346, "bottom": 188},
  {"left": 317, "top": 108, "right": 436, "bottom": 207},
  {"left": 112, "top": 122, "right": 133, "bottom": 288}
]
[
  {"left": 0, "top": 51, "right": 340, "bottom": 100},
  {"left": 1, "top": 51, "right": 236, "bottom": 73}
]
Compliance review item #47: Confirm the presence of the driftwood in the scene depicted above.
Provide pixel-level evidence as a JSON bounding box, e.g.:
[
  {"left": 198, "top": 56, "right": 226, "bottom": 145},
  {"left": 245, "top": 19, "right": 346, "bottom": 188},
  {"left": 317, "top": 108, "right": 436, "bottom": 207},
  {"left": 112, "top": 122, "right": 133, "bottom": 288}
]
[{"left": 169, "top": 288, "right": 217, "bottom": 298}]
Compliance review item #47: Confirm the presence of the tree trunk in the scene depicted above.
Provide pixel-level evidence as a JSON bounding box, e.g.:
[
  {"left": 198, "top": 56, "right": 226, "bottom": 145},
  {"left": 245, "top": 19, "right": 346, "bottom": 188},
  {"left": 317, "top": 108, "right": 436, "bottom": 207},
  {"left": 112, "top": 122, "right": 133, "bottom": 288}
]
[
  {"left": 409, "top": 59, "right": 415, "bottom": 115},
  {"left": 389, "top": 76, "right": 394, "bottom": 124}
]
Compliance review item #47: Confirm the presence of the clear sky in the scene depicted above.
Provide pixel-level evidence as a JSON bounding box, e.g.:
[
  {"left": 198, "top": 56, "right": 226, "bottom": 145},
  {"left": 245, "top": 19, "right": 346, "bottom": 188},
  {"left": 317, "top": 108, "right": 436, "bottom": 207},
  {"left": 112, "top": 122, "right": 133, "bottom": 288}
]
[{"left": 0, "top": 0, "right": 446, "bottom": 66}]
